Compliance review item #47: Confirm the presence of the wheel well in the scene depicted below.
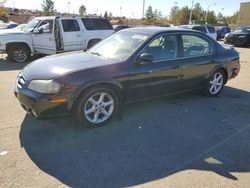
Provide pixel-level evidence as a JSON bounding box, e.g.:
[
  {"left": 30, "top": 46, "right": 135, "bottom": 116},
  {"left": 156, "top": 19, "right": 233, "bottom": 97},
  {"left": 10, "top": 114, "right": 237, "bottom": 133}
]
[
  {"left": 217, "top": 68, "right": 228, "bottom": 84},
  {"left": 6, "top": 42, "right": 31, "bottom": 53},
  {"left": 71, "top": 82, "right": 124, "bottom": 111}
]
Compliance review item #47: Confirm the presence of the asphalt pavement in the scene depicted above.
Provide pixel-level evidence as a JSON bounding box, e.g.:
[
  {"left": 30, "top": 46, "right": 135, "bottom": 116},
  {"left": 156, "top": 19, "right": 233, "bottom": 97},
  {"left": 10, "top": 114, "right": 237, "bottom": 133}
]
[{"left": 0, "top": 49, "right": 250, "bottom": 188}]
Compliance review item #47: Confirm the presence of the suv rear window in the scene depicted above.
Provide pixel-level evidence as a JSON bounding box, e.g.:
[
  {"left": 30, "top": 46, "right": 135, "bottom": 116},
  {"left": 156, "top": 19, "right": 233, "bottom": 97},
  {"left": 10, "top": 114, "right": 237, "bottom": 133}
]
[
  {"left": 81, "top": 18, "right": 113, "bottom": 30},
  {"left": 192, "top": 26, "right": 207, "bottom": 33},
  {"left": 207, "top": 26, "right": 216, "bottom": 33}
]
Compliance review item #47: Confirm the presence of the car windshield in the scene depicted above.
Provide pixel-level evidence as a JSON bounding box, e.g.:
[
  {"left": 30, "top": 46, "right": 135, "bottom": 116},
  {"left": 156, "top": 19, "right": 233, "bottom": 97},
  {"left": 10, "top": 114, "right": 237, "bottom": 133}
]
[
  {"left": 234, "top": 27, "right": 250, "bottom": 33},
  {"left": 22, "top": 19, "right": 41, "bottom": 32},
  {"left": 88, "top": 31, "right": 149, "bottom": 61}
]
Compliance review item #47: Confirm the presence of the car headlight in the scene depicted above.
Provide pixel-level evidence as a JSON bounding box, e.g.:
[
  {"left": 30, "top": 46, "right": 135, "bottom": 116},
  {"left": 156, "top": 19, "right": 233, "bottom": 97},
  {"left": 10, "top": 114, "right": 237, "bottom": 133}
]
[
  {"left": 239, "top": 35, "right": 246, "bottom": 39},
  {"left": 28, "top": 80, "right": 61, "bottom": 94}
]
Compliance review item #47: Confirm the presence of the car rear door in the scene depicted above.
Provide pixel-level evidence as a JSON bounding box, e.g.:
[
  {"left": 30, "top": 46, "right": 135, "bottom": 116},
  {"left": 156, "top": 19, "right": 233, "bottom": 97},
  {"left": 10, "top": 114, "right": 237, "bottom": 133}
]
[
  {"left": 179, "top": 33, "right": 216, "bottom": 90},
  {"left": 60, "top": 18, "right": 83, "bottom": 51},
  {"left": 128, "top": 34, "right": 183, "bottom": 101}
]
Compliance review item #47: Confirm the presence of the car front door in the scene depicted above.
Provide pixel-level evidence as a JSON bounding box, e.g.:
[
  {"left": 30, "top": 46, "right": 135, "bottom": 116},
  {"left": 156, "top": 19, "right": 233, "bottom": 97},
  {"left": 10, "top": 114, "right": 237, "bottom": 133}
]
[
  {"left": 128, "top": 34, "right": 183, "bottom": 101},
  {"left": 180, "top": 33, "right": 216, "bottom": 90},
  {"left": 32, "top": 19, "right": 56, "bottom": 54}
]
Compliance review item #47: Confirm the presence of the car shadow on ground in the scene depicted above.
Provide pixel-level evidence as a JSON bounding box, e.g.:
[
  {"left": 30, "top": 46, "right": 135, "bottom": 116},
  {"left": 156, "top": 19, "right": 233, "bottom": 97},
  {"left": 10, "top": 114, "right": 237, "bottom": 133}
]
[{"left": 19, "top": 86, "right": 250, "bottom": 187}]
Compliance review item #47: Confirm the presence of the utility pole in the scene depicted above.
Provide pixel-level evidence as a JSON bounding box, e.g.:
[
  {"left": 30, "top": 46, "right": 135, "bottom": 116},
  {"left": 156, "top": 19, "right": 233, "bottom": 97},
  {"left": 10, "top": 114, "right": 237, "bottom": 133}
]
[
  {"left": 120, "top": 7, "right": 122, "bottom": 17},
  {"left": 189, "top": 0, "right": 194, "bottom": 24},
  {"left": 67, "top": 2, "right": 70, "bottom": 14},
  {"left": 142, "top": 0, "right": 145, "bottom": 19}
]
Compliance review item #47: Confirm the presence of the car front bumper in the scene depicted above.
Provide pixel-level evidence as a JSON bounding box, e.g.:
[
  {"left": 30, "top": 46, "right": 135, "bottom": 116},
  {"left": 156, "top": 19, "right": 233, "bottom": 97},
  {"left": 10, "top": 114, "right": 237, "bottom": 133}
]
[{"left": 14, "top": 79, "right": 69, "bottom": 118}]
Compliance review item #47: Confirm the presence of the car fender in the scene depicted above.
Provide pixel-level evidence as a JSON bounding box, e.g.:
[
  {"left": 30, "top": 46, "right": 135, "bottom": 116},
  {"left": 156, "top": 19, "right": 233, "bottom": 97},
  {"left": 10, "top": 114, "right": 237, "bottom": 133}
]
[
  {"left": 207, "top": 63, "right": 229, "bottom": 82},
  {"left": 6, "top": 40, "right": 34, "bottom": 53},
  {"left": 68, "top": 78, "right": 124, "bottom": 110}
]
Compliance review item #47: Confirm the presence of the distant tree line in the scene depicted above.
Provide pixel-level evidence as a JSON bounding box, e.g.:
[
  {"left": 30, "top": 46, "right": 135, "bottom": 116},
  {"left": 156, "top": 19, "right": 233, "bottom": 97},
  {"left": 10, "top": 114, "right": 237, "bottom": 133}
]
[
  {"left": 145, "top": 3, "right": 239, "bottom": 25},
  {"left": 1, "top": 0, "right": 240, "bottom": 26}
]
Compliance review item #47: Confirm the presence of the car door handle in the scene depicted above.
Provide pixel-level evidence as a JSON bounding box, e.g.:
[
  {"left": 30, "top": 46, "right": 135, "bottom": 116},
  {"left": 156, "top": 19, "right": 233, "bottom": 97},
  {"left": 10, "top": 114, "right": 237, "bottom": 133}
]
[{"left": 77, "top": 34, "right": 81, "bottom": 37}]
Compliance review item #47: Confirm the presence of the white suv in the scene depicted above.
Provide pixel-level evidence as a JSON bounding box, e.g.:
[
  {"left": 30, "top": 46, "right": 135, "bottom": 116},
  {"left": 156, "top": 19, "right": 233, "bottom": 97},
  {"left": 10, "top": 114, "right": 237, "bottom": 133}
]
[
  {"left": 179, "top": 25, "right": 217, "bottom": 40},
  {"left": 0, "top": 16, "right": 114, "bottom": 62}
]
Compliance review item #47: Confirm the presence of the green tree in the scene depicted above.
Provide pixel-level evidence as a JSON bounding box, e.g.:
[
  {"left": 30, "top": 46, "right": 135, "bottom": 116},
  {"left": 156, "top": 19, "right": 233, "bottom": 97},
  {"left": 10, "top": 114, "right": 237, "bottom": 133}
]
[
  {"left": 176, "top": 6, "right": 190, "bottom": 25},
  {"left": 79, "top": 5, "right": 86, "bottom": 16},
  {"left": 169, "top": 5, "right": 179, "bottom": 24},
  {"left": 41, "top": 0, "right": 55, "bottom": 16},
  {"left": 204, "top": 11, "right": 217, "bottom": 24},
  {"left": 104, "top": 11, "right": 108, "bottom": 19},
  {"left": 226, "top": 11, "right": 238, "bottom": 24},
  {"left": 145, "top": 6, "right": 154, "bottom": 24},
  {"left": 192, "top": 3, "right": 204, "bottom": 22},
  {"left": 108, "top": 12, "right": 113, "bottom": 20},
  {"left": 217, "top": 12, "right": 227, "bottom": 25}
]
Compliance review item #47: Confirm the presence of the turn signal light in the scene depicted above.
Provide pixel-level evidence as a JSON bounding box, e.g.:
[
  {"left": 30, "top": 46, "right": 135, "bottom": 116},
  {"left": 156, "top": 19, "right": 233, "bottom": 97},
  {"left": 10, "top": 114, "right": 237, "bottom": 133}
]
[{"left": 49, "top": 99, "right": 66, "bottom": 103}]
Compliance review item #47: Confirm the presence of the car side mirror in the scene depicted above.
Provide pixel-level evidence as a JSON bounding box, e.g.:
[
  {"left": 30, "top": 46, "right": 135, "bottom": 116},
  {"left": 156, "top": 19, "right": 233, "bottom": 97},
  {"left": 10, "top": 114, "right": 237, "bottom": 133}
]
[
  {"left": 33, "top": 28, "right": 40, "bottom": 34},
  {"left": 136, "top": 53, "right": 153, "bottom": 65},
  {"left": 33, "top": 27, "right": 44, "bottom": 34}
]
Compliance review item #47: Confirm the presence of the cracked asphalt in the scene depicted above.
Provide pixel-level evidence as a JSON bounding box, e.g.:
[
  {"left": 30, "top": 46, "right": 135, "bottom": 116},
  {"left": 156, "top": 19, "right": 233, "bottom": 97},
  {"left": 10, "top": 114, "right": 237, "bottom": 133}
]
[{"left": 0, "top": 47, "right": 250, "bottom": 188}]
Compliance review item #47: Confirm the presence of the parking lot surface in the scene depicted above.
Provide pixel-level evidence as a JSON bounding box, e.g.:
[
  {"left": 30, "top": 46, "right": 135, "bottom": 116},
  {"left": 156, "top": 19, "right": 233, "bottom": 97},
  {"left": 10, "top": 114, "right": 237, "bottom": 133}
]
[{"left": 0, "top": 48, "right": 250, "bottom": 187}]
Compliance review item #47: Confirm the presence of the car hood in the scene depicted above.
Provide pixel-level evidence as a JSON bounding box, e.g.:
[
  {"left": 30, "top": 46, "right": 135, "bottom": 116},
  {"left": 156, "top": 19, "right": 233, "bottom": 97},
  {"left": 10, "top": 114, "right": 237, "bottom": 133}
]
[
  {"left": 21, "top": 51, "right": 118, "bottom": 81},
  {"left": 227, "top": 31, "right": 250, "bottom": 36},
  {"left": 0, "top": 28, "right": 29, "bottom": 35}
]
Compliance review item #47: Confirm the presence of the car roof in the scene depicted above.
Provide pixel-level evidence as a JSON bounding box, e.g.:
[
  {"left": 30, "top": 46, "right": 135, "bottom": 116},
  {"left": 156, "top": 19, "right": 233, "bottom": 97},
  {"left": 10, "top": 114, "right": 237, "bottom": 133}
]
[
  {"left": 180, "top": 25, "right": 215, "bottom": 29},
  {"left": 33, "top": 16, "right": 107, "bottom": 20},
  {"left": 124, "top": 26, "right": 204, "bottom": 35}
]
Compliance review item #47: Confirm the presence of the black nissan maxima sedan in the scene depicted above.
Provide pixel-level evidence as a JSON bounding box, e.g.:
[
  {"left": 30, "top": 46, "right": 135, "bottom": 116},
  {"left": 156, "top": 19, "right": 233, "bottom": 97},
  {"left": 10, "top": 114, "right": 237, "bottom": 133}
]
[
  {"left": 224, "top": 26, "right": 250, "bottom": 47},
  {"left": 14, "top": 27, "right": 240, "bottom": 127}
]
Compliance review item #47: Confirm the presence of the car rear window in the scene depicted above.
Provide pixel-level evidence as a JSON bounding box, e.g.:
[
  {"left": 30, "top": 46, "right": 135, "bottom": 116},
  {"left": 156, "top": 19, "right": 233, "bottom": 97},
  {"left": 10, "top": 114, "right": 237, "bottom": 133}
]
[
  {"left": 207, "top": 26, "right": 216, "bottom": 33},
  {"left": 192, "top": 26, "right": 207, "bottom": 33},
  {"left": 81, "top": 18, "right": 113, "bottom": 30}
]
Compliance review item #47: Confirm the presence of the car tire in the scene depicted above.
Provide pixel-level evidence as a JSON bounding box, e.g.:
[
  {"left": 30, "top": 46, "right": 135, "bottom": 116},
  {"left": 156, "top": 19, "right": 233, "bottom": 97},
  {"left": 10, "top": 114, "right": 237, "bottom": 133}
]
[
  {"left": 7, "top": 45, "right": 31, "bottom": 63},
  {"left": 75, "top": 86, "right": 119, "bottom": 127},
  {"left": 204, "top": 70, "right": 225, "bottom": 97}
]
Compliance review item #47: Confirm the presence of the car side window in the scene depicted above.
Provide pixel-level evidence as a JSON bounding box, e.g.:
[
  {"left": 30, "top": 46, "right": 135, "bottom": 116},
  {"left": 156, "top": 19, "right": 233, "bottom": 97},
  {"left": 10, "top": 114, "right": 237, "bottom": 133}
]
[
  {"left": 81, "top": 18, "right": 113, "bottom": 30},
  {"left": 142, "top": 35, "right": 178, "bottom": 61},
  {"left": 182, "top": 35, "right": 211, "bottom": 57},
  {"left": 207, "top": 26, "right": 215, "bottom": 33},
  {"left": 193, "top": 26, "right": 207, "bottom": 33},
  {"left": 37, "top": 20, "right": 53, "bottom": 33},
  {"left": 61, "top": 19, "right": 80, "bottom": 32}
]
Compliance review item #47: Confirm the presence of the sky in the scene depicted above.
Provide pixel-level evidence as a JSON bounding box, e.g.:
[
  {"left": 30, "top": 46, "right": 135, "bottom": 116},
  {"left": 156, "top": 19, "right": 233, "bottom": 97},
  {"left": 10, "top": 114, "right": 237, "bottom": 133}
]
[{"left": 3, "top": 0, "right": 250, "bottom": 18}]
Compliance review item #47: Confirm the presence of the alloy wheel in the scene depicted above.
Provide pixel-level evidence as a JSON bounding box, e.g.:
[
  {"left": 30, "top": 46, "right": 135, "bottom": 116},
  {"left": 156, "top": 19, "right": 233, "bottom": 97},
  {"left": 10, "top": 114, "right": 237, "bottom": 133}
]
[
  {"left": 209, "top": 72, "right": 224, "bottom": 95},
  {"left": 84, "top": 92, "right": 114, "bottom": 124},
  {"left": 13, "top": 49, "right": 28, "bottom": 62}
]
